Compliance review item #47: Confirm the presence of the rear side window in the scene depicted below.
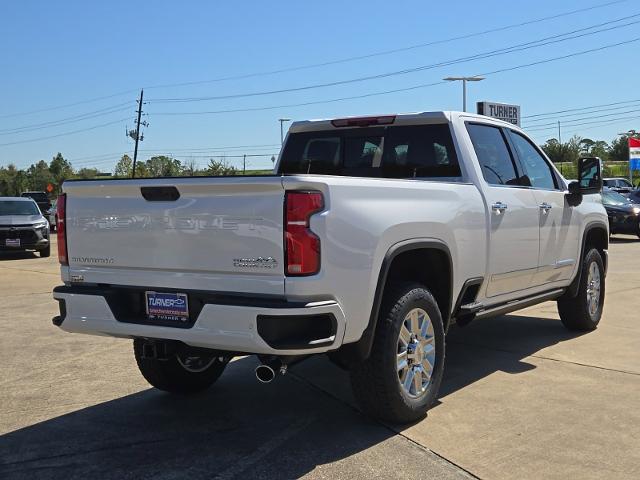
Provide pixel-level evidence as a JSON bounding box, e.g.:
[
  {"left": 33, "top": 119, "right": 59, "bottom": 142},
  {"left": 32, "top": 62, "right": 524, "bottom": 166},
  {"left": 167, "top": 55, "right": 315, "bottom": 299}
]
[
  {"left": 278, "top": 124, "right": 460, "bottom": 178},
  {"left": 466, "top": 124, "right": 520, "bottom": 186}
]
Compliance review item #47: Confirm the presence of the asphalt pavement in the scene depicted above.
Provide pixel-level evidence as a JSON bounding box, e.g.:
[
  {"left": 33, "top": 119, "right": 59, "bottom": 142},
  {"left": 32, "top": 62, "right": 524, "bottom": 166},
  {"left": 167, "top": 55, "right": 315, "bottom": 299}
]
[{"left": 1, "top": 236, "right": 638, "bottom": 479}]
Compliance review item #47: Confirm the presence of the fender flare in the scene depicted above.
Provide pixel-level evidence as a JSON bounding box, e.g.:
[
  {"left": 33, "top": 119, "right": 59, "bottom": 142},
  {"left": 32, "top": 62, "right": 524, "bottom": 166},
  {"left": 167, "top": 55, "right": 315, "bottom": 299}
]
[
  {"left": 567, "top": 221, "right": 609, "bottom": 298},
  {"left": 339, "top": 239, "right": 453, "bottom": 363}
]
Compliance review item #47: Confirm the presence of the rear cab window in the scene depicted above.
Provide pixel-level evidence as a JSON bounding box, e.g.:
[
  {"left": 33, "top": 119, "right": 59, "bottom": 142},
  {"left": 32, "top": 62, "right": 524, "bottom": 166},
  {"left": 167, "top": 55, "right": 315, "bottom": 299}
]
[{"left": 278, "top": 123, "right": 461, "bottom": 179}]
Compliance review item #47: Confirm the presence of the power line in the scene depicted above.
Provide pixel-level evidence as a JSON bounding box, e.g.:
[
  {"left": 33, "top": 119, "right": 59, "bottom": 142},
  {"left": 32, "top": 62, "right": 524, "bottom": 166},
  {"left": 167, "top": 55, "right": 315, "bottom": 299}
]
[
  {"left": 0, "top": 89, "right": 137, "bottom": 120},
  {"left": 0, "top": 103, "right": 133, "bottom": 136},
  {"left": 528, "top": 113, "right": 640, "bottom": 133},
  {"left": 561, "top": 117, "right": 640, "bottom": 136},
  {"left": 151, "top": 37, "right": 640, "bottom": 117},
  {"left": 0, "top": 1, "right": 627, "bottom": 120},
  {"left": 0, "top": 118, "right": 129, "bottom": 147},
  {"left": 523, "top": 98, "right": 640, "bottom": 119},
  {"left": 525, "top": 108, "right": 640, "bottom": 131},
  {"left": 474, "top": 37, "right": 640, "bottom": 78},
  {"left": 149, "top": 15, "right": 640, "bottom": 104},
  {"left": 143, "top": 0, "right": 629, "bottom": 90},
  {"left": 524, "top": 102, "right": 640, "bottom": 125}
]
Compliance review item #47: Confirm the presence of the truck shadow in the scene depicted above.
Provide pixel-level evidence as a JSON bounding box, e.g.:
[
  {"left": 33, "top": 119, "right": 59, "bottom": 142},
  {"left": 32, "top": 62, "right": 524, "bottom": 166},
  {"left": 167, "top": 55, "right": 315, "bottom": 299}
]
[
  {"left": 439, "top": 313, "right": 586, "bottom": 398},
  {"left": 0, "top": 314, "right": 584, "bottom": 479},
  {"left": 0, "top": 357, "right": 406, "bottom": 480},
  {"left": 289, "top": 313, "right": 586, "bottom": 411}
]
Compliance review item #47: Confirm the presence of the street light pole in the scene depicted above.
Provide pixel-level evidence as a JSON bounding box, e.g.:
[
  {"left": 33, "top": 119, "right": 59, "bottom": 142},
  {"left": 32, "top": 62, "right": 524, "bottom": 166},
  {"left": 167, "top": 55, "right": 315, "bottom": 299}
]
[
  {"left": 443, "top": 76, "right": 485, "bottom": 112},
  {"left": 278, "top": 118, "right": 291, "bottom": 145}
]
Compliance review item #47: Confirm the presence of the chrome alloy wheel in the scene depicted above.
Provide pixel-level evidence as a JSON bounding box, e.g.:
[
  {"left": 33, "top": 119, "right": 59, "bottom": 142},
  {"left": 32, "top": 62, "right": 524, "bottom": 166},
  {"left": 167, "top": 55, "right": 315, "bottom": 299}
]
[
  {"left": 586, "top": 261, "right": 601, "bottom": 317},
  {"left": 176, "top": 354, "right": 217, "bottom": 373},
  {"left": 397, "top": 308, "right": 436, "bottom": 398}
]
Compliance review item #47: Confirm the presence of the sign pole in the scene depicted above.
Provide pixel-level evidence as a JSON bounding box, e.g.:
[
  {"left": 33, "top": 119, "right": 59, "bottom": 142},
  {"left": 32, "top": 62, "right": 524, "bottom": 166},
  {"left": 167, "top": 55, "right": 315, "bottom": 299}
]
[{"left": 629, "top": 137, "right": 640, "bottom": 187}]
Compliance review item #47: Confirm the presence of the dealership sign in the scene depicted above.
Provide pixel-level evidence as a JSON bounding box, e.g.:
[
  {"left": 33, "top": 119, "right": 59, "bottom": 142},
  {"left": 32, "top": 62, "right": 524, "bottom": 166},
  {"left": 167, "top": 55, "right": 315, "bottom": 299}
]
[
  {"left": 477, "top": 101, "right": 521, "bottom": 126},
  {"left": 629, "top": 137, "right": 640, "bottom": 172}
]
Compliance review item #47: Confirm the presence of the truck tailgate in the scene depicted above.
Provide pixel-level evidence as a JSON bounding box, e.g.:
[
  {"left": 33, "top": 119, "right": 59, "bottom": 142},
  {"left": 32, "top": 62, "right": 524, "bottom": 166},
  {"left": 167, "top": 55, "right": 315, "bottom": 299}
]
[{"left": 63, "top": 177, "right": 285, "bottom": 296}]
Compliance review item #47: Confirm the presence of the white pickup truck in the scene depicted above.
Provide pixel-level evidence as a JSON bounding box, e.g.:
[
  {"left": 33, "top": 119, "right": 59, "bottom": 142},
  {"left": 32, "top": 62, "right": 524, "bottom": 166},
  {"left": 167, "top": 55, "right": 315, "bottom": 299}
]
[{"left": 53, "top": 112, "right": 608, "bottom": 423}]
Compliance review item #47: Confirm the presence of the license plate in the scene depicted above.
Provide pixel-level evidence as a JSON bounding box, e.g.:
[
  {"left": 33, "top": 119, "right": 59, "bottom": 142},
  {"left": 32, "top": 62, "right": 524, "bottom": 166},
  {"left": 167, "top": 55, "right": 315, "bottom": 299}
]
[
  {"left": 145, "top": 291, "right": 189, "bottom": 322},
  {"left": 5, "top": 239, "right": 20, "bottom": 247}
]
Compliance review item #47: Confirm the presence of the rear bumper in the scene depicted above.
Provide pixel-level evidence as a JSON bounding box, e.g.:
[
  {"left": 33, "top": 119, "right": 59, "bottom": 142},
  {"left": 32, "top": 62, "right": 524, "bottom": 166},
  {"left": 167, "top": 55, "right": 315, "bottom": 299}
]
[{"left": 52, "top": 285, "right": 346, "bottom": 355}]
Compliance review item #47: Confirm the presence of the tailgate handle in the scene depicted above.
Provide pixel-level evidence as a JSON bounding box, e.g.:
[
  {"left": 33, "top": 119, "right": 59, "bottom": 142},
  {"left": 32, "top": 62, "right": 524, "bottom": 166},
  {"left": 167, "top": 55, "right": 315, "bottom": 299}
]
[{"left": 140, "top": 186, "right": 180, "bottom": 202}]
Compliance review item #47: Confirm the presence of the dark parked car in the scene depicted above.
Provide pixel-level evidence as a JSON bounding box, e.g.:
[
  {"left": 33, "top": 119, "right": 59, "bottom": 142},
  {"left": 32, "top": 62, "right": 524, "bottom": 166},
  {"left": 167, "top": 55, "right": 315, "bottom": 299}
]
[
  {"left": 626, "top": 189, "right": 640, "bottom": 204},
  {"left": 21, "top": 191, "right": 52, "bottom": 214},
  {"left": 601, "top": 190, "right": 640, "bottom": 238},
  {"left": 603, "top": 178, "right": 634, "bottom": 194}
]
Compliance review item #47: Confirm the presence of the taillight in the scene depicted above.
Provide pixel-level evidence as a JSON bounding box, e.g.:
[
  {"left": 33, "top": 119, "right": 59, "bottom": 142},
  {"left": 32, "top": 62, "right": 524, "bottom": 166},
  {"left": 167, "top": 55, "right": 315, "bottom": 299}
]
[
  {"left": 57, "top": 193, "right": 68, "bottom": 265},
  {"left": 285, "top": 191, "right": 324, "bottom": 276}
]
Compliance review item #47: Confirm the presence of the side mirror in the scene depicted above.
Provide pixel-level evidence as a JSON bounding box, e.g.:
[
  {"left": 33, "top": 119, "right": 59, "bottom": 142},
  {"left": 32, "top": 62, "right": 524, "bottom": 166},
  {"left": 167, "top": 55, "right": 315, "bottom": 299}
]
[
  {"left": 566, "top": 157, "right": 603, "bottom": 206},
  {"left": 576, "top": 156, "right": 603, "bottom": 194}
]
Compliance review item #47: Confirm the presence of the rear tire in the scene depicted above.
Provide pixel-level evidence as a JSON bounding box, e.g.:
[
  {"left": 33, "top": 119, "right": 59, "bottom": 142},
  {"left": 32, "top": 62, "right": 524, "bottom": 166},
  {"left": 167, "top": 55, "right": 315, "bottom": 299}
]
[
  {"left": 39, "top": 244, "right": 51, "bottom": 258},
  {"left": 557, "top": 248, "right": 605, "bottom": 331},
  {"left": 349, "top": 283, "right": 445, "bottom": 423},
  {"left": 133, "top": 339, "right": 228, "bottom": 393}
]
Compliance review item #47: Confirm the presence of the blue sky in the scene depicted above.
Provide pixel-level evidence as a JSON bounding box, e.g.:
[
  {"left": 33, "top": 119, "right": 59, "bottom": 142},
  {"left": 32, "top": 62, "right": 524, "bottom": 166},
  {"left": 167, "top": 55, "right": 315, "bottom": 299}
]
[{"left": 1, "top": 0, "right": 638, "bottom": 171}]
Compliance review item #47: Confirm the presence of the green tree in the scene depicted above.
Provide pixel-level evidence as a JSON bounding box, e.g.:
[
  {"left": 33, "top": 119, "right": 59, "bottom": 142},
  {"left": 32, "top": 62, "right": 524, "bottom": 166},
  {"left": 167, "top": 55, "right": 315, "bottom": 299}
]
[
  {"left": 76, "top": 168, "right": 100, "bottom": 179},
  {"left": 144, "top": 156, "right": 182, "bottom": 177},
  {"left": 49, "top": 152, "right": 73, "bottom": 194},
  {"left": 579, "top": 139, "right": 609, "bottom": 162},
  {"left": 114, "top": 154, "right": 133, "bottom": 177},
  {"left": 205, "top": 157, "right": 237, "bottom": 176},
  {"left": 26, "top": 160, "right": 55, "bottom": 192},
  {"left": 0, "top": 164, "right": 27, "bottom": 196},
  {"left": 541, "top": 135, "right": 582, "bottom": 164},
  {"left": 183, "top": 158, "right": 199, "bottom": 176},
  {"left": 609, "top": 136, "right": 629, "bottom": 163},
  {"left": 540, "top": 138, "right": 564, "bottom": 163}
]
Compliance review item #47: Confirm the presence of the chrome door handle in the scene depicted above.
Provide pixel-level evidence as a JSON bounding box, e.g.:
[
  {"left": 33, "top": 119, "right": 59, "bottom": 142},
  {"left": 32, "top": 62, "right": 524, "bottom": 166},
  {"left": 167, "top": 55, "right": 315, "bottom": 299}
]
[
  {"left": 539, "top": 202, "right": 552, "bottom": 213},
  {"left": 491, "top": 202, "right": 508, "bottom": 214}
]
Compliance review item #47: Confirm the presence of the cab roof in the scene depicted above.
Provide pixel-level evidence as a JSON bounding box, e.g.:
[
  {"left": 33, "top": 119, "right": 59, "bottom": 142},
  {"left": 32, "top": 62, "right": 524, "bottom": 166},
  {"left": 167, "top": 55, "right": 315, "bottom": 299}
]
[{"left": 289, "top": 111, "right": 521, "bottom": 134}]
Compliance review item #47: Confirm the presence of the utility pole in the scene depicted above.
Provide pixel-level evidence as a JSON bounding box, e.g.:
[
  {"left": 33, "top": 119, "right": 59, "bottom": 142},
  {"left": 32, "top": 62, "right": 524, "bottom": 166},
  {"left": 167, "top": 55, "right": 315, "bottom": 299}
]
[
  {"left": 243, "top": 154, "right": 246, "bottom": 175},
  {"left": 557, "top": 120, "right": 562, "bottom": 145},
  {"left": 558, "top": 120, "right": 563, "bottom": 175},
  {"left": 131, "top": 89, "right": 144, "bottom": 178}
]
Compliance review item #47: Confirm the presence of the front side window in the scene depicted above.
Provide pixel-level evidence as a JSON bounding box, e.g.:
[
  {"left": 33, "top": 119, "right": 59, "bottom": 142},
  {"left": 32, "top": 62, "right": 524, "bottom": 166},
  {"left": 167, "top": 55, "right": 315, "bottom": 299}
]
[
  {"left": 278, "top": 124, "right": 460, "bottom": 178},
  {"left": 466, "top": 124, "right": 519, "bottom": 186},
  {"left": 509, "top": 131, "right": 557, "bottom": 190}
]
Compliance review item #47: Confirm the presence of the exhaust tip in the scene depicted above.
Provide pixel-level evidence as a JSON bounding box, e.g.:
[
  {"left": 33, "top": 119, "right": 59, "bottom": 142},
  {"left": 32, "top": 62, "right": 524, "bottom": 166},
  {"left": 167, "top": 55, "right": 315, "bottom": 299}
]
[{"left": 255, "top": 365, "right": 276, "bottom": 383}]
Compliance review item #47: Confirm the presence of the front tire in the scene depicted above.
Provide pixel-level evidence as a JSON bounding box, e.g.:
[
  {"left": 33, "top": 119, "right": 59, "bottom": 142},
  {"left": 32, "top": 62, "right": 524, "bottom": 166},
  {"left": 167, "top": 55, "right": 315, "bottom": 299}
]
[
  {"left": 133, "top": 339, "right": 228, "bottom": 393},
  {"left": 349, "top": 283, "right": 445, "bottom": 423},
  {"left": 557, "top": 248, "right": 605, "bottom": 331}
]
